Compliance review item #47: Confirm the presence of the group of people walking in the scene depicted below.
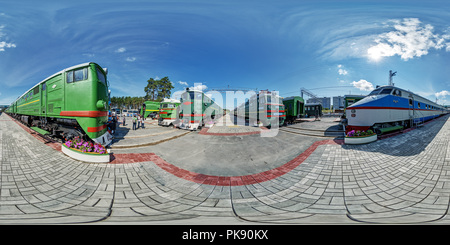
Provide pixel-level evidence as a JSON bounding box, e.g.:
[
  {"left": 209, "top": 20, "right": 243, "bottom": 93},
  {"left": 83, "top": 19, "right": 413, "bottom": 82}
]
[
  {"left": 130, "top": 114, "right": 145, "bottom": 130},
  {"left": 116, "top": 113, "right": 146, "bottom": 131}
]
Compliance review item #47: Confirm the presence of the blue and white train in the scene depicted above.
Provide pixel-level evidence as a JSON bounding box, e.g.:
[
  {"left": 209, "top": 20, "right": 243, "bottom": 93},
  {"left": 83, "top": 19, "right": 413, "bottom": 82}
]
[{"left": 346, "top": 85, "right": 448, "bottom": 134}]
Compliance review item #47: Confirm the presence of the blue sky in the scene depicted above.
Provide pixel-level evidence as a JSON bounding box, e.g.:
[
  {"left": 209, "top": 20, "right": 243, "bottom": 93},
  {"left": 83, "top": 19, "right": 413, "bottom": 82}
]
[{"left": 1, "top": 0, "right": 450, "bottom": 109}]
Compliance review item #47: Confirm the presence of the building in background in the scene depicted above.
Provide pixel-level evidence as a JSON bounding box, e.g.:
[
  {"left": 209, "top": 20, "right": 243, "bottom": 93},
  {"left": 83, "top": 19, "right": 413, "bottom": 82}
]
[
  {"left": 307, "top": 97, "right": 331, "bottom": 110},
  {"left": 333, "top": 96, "right": 345, "bottom": 110}
]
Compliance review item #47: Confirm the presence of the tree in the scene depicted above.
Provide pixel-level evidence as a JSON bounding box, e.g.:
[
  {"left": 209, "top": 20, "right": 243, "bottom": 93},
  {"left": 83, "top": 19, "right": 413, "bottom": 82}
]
[
  {"left": 145, "top": 78, "right": 158, "bottom": 100},
  {"left": 144, "top": 76, "right": 174, "bottom": 101}
]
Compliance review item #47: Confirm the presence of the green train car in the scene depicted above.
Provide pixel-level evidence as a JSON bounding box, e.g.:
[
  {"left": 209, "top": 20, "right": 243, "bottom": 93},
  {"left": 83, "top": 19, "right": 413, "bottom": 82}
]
[
  {"left": 158, "top": 98, "right": 180, "bottom": 126},
  {"left": 234, "top": 90, "right": 286, "bottom": 127},
  {"left": 140, "top": 101, "right": 160, "bottom": 119},
  {"left": 305, "top": 103, "right": 323, "bottom": 118},
  {"left": 5, "top": 62, "right": 112, "bottom": 146},
  {"left": 282, "top": 96, "right": 305, "bottom": 124},
  {"left": 178, "top": 88, "right": 223, "bottom": 130},
  {"left": 344, "top": 95, "right": 365, "bottom": 109}
]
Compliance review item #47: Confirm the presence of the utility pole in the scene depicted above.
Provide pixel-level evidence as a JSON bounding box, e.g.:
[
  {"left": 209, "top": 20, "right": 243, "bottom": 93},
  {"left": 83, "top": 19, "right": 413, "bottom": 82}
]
[{"left": 389, "top": 70, "right": 397, "bottom": 86}]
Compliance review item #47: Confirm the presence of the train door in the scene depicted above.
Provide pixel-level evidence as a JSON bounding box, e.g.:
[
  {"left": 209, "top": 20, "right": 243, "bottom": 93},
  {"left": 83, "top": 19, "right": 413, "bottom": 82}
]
[
  {"left": 297, "top": 100, "right": 304, "bottom": 118},
  {"left": 141, "top": 103, "right": 146, "bottom": 117},
  {"left": 408, "top": 94, "right": 414, "bottom": 127},
  {"left": 41, "top": 82, "right": 47, "bottom": 116}
]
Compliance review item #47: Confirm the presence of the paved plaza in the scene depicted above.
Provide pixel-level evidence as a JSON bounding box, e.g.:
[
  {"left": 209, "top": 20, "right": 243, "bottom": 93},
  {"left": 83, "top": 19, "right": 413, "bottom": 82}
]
[{"left": 0, "top": 112, "right": 450, "bottom": 224}]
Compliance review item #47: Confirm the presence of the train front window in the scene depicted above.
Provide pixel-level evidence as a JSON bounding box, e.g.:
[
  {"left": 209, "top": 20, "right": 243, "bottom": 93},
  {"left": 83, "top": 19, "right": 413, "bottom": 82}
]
[
  {"left": 96, "top": 68, "right": 106, "bottom": 85},
  {"left": 67, "top": 67, "right": 88, "bottom": 83},
  {"left": 191, "top": 92, "right": 202, "bottom": 100},
  {"left": 379, "top": 89, "right": 392, "bottom": 95},
  {"left": 368, "top": 88, "right": 382, "bottom": 96}
]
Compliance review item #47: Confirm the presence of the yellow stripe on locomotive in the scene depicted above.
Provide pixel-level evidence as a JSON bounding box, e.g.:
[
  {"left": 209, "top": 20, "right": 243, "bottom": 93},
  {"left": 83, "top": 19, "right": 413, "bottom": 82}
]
[{"left": 5, "top": 62, "right": 112, "bottom": 146}]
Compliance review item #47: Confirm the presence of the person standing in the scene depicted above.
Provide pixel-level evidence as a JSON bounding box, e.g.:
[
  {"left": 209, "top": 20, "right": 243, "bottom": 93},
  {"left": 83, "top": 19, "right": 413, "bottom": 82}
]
[
  {"left": 132, "top": 114, "right": 137, "bottom": 130},
  {"left": 122, "top": 115, "right": 126, "bottom": 126},
  {"left": 112, "top": 116, "right": 117, "bottom": 134},
  {"left": 141, "top": 116, "right": 145, "bottom": 129},
  {"left": 137, "top": 114, "right": 141, "bottom": 129}
]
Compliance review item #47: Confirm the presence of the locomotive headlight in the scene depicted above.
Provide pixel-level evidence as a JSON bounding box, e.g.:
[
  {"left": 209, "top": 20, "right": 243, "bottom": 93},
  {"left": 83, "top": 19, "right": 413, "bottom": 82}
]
[{"left": 96, "top": 100, "right": 106, "bottom": 109}]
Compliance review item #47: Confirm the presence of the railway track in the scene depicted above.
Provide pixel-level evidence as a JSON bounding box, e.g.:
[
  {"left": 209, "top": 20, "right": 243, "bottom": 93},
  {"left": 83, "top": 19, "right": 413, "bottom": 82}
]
[{"left": 280, "top": 125, "right": 345, "bottom": 138}]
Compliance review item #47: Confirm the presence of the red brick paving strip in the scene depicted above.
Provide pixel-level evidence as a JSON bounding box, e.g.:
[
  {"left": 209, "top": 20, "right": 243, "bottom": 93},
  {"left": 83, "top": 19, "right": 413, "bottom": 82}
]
[
  {"left": 110, "top": 139, "right": 344, "bottom": 186},
  {"left": 7, "top": 113, "right": 346, "bottom": 186},
  {"left": 198, "top": 126, "right": 269, "bottom": 136}
]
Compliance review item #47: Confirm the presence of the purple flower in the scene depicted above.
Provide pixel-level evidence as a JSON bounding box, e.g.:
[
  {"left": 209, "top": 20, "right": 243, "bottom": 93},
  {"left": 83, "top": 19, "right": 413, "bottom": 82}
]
[{"left": 347, "top": 130, "right": 355, "bottom": 137}]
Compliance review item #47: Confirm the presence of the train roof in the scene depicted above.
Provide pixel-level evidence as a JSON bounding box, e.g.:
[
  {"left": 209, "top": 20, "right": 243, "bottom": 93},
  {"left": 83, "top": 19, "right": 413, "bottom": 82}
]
[
  {"left": 282, "top": 96, "right": 303, "bottom": 101},
  {"left": 351, "top": 85, "right": 445, "bottom": 109},
  {"left": 372, "top": 85, "right": 442, "bottom": 106},
  {"left": 344, "top": 94, "right": 366, "bottom": 99},
  {"left": 161, "top": 98, "right": 180, "bottom": 103},
  {"left": 10, "top": 62, "right": 103, "bottom": 106},
  {"left": 305, "top": 103, "right": 322, "bottom": 106}
]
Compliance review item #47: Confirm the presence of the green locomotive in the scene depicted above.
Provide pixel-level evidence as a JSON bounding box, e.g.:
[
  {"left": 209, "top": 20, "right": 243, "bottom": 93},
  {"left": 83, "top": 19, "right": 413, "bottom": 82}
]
[
  {"left": 282, "top": 96, "right": 305, "bottom": 124},
  {"left": 234, "top": 90, "right": 286, "bottom": 127},
  {"left": 5, "top": 62, "right": 112, "bottom": 146},
  {"left": 158, "top": 98, "right": 180, "bottom": 126},
  {"left": 140, "top": 101, "right": 160, "bottom": 119},
  {"left": 178, "top": 88, "right": 223, "bottom": 130}
]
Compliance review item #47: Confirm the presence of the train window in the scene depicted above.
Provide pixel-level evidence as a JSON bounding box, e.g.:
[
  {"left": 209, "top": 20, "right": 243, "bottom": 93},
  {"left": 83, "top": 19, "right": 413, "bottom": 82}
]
[
  {"left": 181, "top": 93, "right": 188, "bottom": 101},
  {"left": 75, "top": 68, "right": 88, "bottom": 82},
  {"left": 33, "top": 86, "right": 39, "bottom": 95},
  {"left": 368, "top": 88, "right": 382, "bottom": 95},
  {"left": 96, "top": 68, "right": 106, "bottom": 85},
  {"left": 67, "top": 67, "right": 88, "bottom": 83},
  {"left": 380, "top": 89, "right": 392, "bottom": 95},
  {"left": 418, "top": 102, "right": 420, "bottom": 108},
  {"left": 67, "top": 71, "right": 74, "bottom": 83},
  {"left": 409, "top": 99, "right": 413, "bottom": 106},
  {"left": 260, "top": 96, "right": 265, "bottom": 104}
]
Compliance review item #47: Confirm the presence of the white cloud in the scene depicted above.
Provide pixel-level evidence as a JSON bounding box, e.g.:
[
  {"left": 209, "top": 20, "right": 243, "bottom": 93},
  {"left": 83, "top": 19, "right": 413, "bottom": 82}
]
[
  {"left": 352, "top": 79, "right": 374, "bottom": 91},
  {"left": 435, "top": 90, "right": 450, "bottom": 98},
  {"left": 338, "top": 68, "right": 348, "bottom": 75},
  {"left": 190, "top": 84, "right": 207, "bottom": 91},
  {"left": 178, "top": 81, "right": 188, "bottom": 86},
  {"left": 367, "top": 18, "right": 450, "bottom": 61},
  {"left": 126, "top": 57, "right": 136, "bottom": 62},
  {"left": 115, "top": 47, "right": 126, "bottom": 53},
  {"left": 0, "top": 25, "right": 15, "bottom": 52},
  {"left": 0, "top": 41, "right": 15, "bottom": 52}
]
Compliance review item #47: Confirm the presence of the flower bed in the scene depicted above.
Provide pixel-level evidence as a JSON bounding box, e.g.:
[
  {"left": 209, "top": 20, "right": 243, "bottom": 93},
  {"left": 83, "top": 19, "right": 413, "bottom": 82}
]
[
  {"left": 344, "top": 129, "right": 377, "bottom": 145},
  {"left": 61, "top": 137, "right": 110, "bottom": 163}
]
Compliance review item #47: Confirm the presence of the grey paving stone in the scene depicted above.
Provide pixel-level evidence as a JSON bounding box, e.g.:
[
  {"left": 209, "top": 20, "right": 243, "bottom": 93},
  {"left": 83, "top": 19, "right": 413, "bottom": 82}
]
[{"left": 2, "top": 113, "right": 450, "bottom": 224}]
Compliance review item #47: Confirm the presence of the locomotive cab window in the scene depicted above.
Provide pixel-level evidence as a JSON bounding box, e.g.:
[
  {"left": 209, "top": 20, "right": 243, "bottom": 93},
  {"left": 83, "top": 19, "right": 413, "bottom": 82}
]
[
  {"left": 96, "top": 68, "right": 106, "bottom": 85},
  {"left": 393, "top": 89, "right": 401, "bottom": 97},
  {"left": 67, "top": 67, "right": 88, "bottom": 83},
  {"left": 368, "top": 88, "right": 382, "bottom": 96}
]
